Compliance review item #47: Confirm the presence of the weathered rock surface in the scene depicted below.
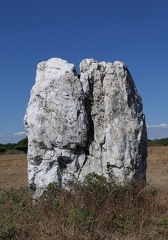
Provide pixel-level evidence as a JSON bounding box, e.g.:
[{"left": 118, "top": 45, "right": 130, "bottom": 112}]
[{"left": 24, "top": 58, "right": 147, "bottom": 197}]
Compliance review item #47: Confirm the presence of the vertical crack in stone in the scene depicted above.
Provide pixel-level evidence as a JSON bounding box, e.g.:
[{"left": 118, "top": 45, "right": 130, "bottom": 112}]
[
  {"left": 85, "top": 76, "right": 94, "bottom": 148},
  {"left": 76, "top": 75, "right": 95, "bottom": 177}
]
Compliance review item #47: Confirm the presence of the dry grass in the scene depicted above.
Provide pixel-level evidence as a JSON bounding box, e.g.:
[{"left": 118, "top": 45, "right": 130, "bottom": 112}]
[
  {"left": 147, "top": 147, "right": 168, "bottom": 196},
  {"left": 0, "top": 154, "right": 27, "bottom": 192},
  {"left": 0, "top": 148, "right": 168, "bottom": 239}
]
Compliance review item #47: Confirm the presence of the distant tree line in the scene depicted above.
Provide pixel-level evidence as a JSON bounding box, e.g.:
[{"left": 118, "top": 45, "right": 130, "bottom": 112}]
[
  {"left": 0, "top": 137, "right": 28, "bottom": 154},
  {"left": 148, "top": 138, "right": 168, "bottom": 147}
]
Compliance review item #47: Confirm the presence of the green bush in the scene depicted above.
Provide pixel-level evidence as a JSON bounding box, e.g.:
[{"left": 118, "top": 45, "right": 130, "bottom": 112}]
[
  {"left": 15, "top": 138, "right": 28, "bottom": 153},
  {"left": 0, "top": 137, "right": 28, "bottom": 154},
  {"left": 0, "top": 147, "right": 6, "bottom": 154},
  {"left": 0, "top": 175, "right": 168, "bottom": 239},
  {"left": 148, "top": 138, "right": 168, "bottom": 147}
]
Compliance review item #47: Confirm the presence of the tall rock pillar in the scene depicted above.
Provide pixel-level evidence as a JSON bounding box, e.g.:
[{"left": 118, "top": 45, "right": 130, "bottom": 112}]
[{"left": 24, "top": 58, "right": 147, "bottom": 197}]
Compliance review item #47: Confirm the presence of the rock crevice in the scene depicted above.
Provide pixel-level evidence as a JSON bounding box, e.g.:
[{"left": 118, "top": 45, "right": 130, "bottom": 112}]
[{"left": 24, "top": 58, "right": 147, "bottom": 197}]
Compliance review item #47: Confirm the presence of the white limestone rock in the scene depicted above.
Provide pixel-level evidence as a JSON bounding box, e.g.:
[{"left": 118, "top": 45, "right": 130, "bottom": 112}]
[
  {"left": 24, "top": 58, "right": 88, "bottom": 197},
  {"left": 79, "top": 59, "right": 147, "bottom": 183},
  {"left": 24, "top": 57, "right": 147, "bottom": 197}
]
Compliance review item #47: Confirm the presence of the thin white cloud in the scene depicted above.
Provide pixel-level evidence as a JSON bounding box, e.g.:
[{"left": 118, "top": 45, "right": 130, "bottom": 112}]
[
  {"left": 147, "top": 124, "right": 168, "bottom": 128},
  {"left": 13, "top": 132, "right": 26, "bottom": 136},
  {"left": 147, "top": 124, "right": 168, "bottom": 140},
  {"left": 160, "top": 124, "right": 168, "bottom": 128},
  {"left": 0, "top": 132, "right": 27, "bottom": 144}
]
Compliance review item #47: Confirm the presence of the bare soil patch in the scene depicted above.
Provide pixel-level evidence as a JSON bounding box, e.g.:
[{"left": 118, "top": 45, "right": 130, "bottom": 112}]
[{"left": 0, "top": 147, "right": 167, "bottom": 197}]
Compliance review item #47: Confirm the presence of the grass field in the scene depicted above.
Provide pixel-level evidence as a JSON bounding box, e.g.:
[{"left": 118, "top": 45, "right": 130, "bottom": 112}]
[
  {"left": 147, "top": 146, "right": 168, "bottom": 196},
  {"left": 0, "top": 147, "right": 168, "bottom": 239},
  {"left": 0, "top": 147, "right": 168, "bottom": 195},
  {"left": 0, "top": 153, "right": 27, "bottom": 191}
]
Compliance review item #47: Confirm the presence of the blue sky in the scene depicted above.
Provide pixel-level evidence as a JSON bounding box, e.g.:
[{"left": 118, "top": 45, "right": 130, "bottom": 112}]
[{"left": 0, "top": 0, "right": 168, "bottom": 143}]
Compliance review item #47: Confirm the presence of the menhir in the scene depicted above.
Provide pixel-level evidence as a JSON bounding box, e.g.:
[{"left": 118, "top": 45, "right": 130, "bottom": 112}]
[{"left": 24, "top": 58, "right": 147, "bottom": 198}]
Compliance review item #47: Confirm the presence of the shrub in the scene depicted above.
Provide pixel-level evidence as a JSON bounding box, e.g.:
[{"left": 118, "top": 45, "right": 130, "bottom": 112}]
[
  {"left": 148, "top": 138, "right": 168, "bottom": 147},
  {"left": 0, "top": 175, "right": 168, "bottom": 239},
  {"left": 15, "top": 137, "right": 28, "bottom": 153},
  {"left": 0, "top": 147, "right": 6, "bottom": 154}
]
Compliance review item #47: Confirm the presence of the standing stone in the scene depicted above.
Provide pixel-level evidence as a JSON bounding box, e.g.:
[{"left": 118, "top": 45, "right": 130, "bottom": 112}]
[
  {"left": 79, "top": 59, "right": 147, "bottom": 183},
  {"left": 24, "top": 58, "right": 147, "bottom": 197},
  {"left": 24, "top": 58, "right": 88, "bottom": 197}
]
